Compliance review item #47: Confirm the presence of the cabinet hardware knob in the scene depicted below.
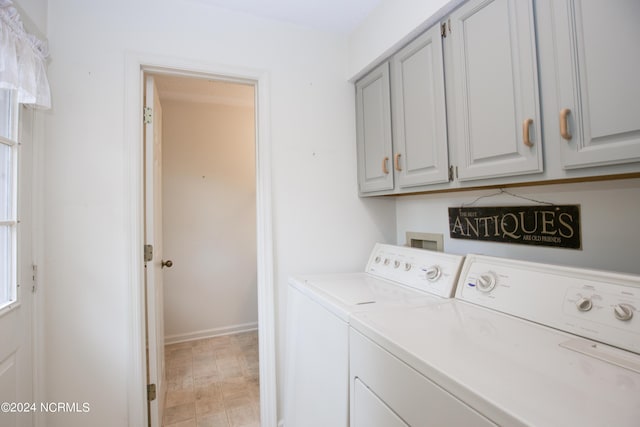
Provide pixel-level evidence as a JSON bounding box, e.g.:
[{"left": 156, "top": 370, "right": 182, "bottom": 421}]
[
  {"left": 560, "top": 108, "right": 572, "bottom": 140},
  {"left": 523, "top": 118, "right": 534, "bottom": 147},
  {"left": 382, "top": 157, "right": 390, "bottom": 174},
  {"left": 394, "top": 153, "right": 402, "bottom": 171},
  {"left": 161, "top": 260, "right": 173, "bottom": 268}
]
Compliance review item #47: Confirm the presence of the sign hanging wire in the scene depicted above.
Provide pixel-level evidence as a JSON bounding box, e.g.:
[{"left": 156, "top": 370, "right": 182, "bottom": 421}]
[{"left": 462, "top": 188, "right": 556, "bottom": 208}]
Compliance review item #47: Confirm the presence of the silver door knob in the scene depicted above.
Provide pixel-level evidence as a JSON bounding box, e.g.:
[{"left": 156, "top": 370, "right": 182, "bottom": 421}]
[{"left": 161, "top": 260, "right": 173, "bottom": 268}]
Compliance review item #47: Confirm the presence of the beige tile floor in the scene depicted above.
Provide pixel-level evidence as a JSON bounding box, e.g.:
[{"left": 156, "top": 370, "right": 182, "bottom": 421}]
[{"left": 163, "top": 331, "right": 260, "bottom": 427}]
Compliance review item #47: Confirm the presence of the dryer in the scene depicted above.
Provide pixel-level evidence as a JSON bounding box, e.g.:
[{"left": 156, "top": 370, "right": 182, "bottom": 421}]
[
  {"left": 350, "top": 254, "right": 640, "bottom": 426},
  {"left": 284, "top": 243, "right": 465, "bottom": 427}
]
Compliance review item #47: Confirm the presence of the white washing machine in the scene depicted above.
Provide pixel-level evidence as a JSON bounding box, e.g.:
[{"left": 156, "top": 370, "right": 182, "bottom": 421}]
[
  {"left": 350, "top": 254, "right": 640, "bottom": 426},
  {"left": 284, "top": 243, "right": 465, "bottom": 427}
]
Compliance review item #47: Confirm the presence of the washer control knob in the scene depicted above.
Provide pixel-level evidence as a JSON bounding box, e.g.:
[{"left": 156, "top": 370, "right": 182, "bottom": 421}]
[
  {"left": 424, "top": 266, "right": 441, "bottom": 282},
  {"left": 374, "top": 256, "right": 381, "bottom": 264},
  {"left": 476, "top": 273, "right": 496, "bottom": 293},
  {"left": 576, "top": 297, "right": 593, "bottom": 312},
  {"left": 383, "top": 258, "right": 390, "bottom": 266},
  {"left": 404, "top": 262, "right": 412, "bottom": 271},
  {"left": 394, "top": 260, "right": 401, "bottom": 269},
  {"left": 614, "top": 303, "right": 634, "bottom": 321}
]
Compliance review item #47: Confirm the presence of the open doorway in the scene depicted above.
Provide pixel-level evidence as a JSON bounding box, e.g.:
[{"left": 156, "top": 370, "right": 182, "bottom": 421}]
[
  {"left": 129, "top": 56, "right": 276, "bottom": 427},
  {"left": 156, "top": 75, "right": 257, "bottom": 345},
  {"left": 151, "top": 73, "right": 259, "bottom": 425}
]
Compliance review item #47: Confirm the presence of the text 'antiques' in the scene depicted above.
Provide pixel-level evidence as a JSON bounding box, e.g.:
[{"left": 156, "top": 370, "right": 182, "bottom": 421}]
[{"left": 448, "top": 205, "right": 581, "bottom": 249}]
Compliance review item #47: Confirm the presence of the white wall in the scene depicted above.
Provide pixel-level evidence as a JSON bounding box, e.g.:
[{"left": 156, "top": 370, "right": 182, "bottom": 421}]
[
  {"left": 161, "top": 95, "right": 258, "bottom": 343},
  {"left": 43, "top": 0, "right": 395, "bottom": 425},
  {"left": 347, "top": 0, "right": 456, "bottom": 79},
  {"left": 396, "top": 178, "right": 640, "bottom": 274}
]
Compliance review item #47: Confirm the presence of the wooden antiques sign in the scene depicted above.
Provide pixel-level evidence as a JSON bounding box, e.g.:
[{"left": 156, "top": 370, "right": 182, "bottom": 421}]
[{"left": 448, "top": 205, "right": 581, "bottom": 249}]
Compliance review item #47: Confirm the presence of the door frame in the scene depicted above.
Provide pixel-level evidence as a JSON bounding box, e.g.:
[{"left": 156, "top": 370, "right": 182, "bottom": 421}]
[{"left": 124, "top": 52, "right": 277, "bottom": 427}]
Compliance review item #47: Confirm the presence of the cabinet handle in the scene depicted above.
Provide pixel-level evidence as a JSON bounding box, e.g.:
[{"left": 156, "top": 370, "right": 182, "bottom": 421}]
[
  {"left": 394, "top": 153, "right": 402, "bottom": 171},
  {"left": 382, "top": 157, "right": 390, "bottom": 174},
  {"left": 523, "top": 118, "right": 534, "bottom": 147},
  {"left": 560, "top": 108, "right": 572, "bottom": 140}
]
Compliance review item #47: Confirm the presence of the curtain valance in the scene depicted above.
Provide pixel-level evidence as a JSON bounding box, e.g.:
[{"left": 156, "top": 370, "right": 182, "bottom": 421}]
[{"left": 0, "top": 0, "right": 51, "bottom": 108}]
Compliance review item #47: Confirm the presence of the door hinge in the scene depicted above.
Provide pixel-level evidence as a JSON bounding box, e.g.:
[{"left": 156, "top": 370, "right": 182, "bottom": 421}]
[
  {"left": 144, "top": 244, "right": 153, "bottom": 262},
  {"left": 143, "top": 107, "right": 153, "bottom": 124},
  {"left": 448, "top": 165, "right": 458, "bottom": 181},
  {"left": 147, "top": 383, "right": 157, "bottom": 401},
  {"left": 441, "top": 19, "right": 451, "bottom": 37},
  {"left": 31, "top": 264, "right": 38, "bottom": 293}
]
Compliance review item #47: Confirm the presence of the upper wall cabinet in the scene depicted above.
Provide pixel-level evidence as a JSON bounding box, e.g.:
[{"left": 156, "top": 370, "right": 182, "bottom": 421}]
[
  {"left": 356, "top": 62, "right": 394, "bottom": 193},
  {"left": 448, "top": 0, "right": 542, "bottom": 181},
  {"left": 550, "top": 0, "right": 640, "bottom": 169},
  {"left": 354, "top": 0, "right": 640, "bottom": 197},
  {"left": 391, "top": 24, "right": 449, "bottom": 188}
]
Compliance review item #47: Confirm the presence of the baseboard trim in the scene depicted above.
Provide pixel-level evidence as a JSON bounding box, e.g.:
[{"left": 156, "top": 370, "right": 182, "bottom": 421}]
[{"left": 164, "top": 322, "right": 259, "bottom": 345}]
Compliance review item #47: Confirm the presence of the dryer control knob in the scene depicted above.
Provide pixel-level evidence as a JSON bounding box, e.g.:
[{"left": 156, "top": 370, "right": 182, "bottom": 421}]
[
  {"left": 404, "top": 262, "right": 412, "bottom": 271},
  {"left": 576, "top": 297, "right": 593, "bottom": 312},
  {"left": 476, "top": 273, "right": 496, "bottom": 293},
  {"left": 394, "top": 260, "right": 401, "bottom": 269},
  {"left": 425, "top": 266, "right": 441, "bottom": 282},
  {"left": 614, "top": 303, "right": 634, "bottom": 321}
]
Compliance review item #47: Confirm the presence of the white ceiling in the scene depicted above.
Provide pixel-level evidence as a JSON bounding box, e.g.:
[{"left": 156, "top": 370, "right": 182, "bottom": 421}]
[{"left": 192, "top": 0, "right": 384, "bottom": 33}]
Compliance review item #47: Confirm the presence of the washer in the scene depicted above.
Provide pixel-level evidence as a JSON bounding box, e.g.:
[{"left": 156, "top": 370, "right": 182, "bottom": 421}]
[
  {"left": 284, "top": 243, "right": 465, "bottom": 427},
  {"left": 350, "top": 254, "right": 640, "bottom": 426}
]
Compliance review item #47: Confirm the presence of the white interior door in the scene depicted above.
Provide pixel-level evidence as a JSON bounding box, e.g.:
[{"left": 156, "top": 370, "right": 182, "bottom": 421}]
[
  {"left": 0, "top": 98, "right": 34, "bottom": 427},
  {"left": 144, "top": 75, "right": 166, "bottom": 427}
]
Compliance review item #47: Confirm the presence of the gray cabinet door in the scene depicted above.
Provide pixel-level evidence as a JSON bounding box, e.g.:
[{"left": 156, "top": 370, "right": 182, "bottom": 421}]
[
  {"left": 392, "top": 25, "right": 449, "bottom": 188},
  {"left": 551, "top": 0, "right": 640, "bottom": 169},
  {"left": 449, "top": 0, "right": 543, "bottom": 181},
  {"left": 356, "top": 62, "right": 394, "bottom": 193}
]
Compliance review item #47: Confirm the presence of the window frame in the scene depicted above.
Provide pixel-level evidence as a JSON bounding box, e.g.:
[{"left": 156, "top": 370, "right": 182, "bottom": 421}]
[{"left": 0, "top": 88, "right": 20, "bottom": 314}]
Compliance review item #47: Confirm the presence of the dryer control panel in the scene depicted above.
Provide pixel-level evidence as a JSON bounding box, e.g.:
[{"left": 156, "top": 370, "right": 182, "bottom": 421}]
[
  {"left": 456, "top": 254, "right": 640, "bottom": 354},
  {"left": 365, "top": 244, "right": 464, "bottom": 298}
]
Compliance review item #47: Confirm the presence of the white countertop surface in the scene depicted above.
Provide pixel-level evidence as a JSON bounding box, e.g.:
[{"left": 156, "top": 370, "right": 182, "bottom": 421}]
[{"left": 351, "top": 299, "right": 640, "bottom": 427}]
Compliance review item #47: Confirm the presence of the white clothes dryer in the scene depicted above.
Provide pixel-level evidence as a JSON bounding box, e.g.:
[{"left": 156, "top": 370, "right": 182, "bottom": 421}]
[
  {"left": 284, "top": 243, "right": 465, "bottom": 427},
  {"left": 350, "top": 254, "right": 640, "bottom": 426}
]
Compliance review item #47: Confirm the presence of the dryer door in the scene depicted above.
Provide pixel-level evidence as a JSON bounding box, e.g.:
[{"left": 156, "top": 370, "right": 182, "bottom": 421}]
[
  {"left": 350, "top": 328, "right": 497, "bottom": 426},
  {"left": 353, "top": 378, "right": 408, "bottom": 427}
]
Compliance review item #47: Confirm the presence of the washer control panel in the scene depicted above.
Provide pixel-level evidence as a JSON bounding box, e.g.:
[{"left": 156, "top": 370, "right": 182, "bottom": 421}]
[
  {"left": 456, "top": 254, "right": 640, "bottom": 354},
  {"left": 365, "top": 243, "right": 465, "bottom": 298},
  {"left": 563, "top": 286, "right": 637, "bottom": 324}
]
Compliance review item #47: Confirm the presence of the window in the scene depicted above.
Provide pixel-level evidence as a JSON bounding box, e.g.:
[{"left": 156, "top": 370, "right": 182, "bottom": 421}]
[{"left": 0, "top": 88, "right": 18, "bottom": 309}]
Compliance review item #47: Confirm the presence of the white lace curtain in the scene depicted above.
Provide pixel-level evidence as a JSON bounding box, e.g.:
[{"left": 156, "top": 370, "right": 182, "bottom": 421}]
[{"left": 0, "top": 0, "right": 51, "bottom": 109}]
